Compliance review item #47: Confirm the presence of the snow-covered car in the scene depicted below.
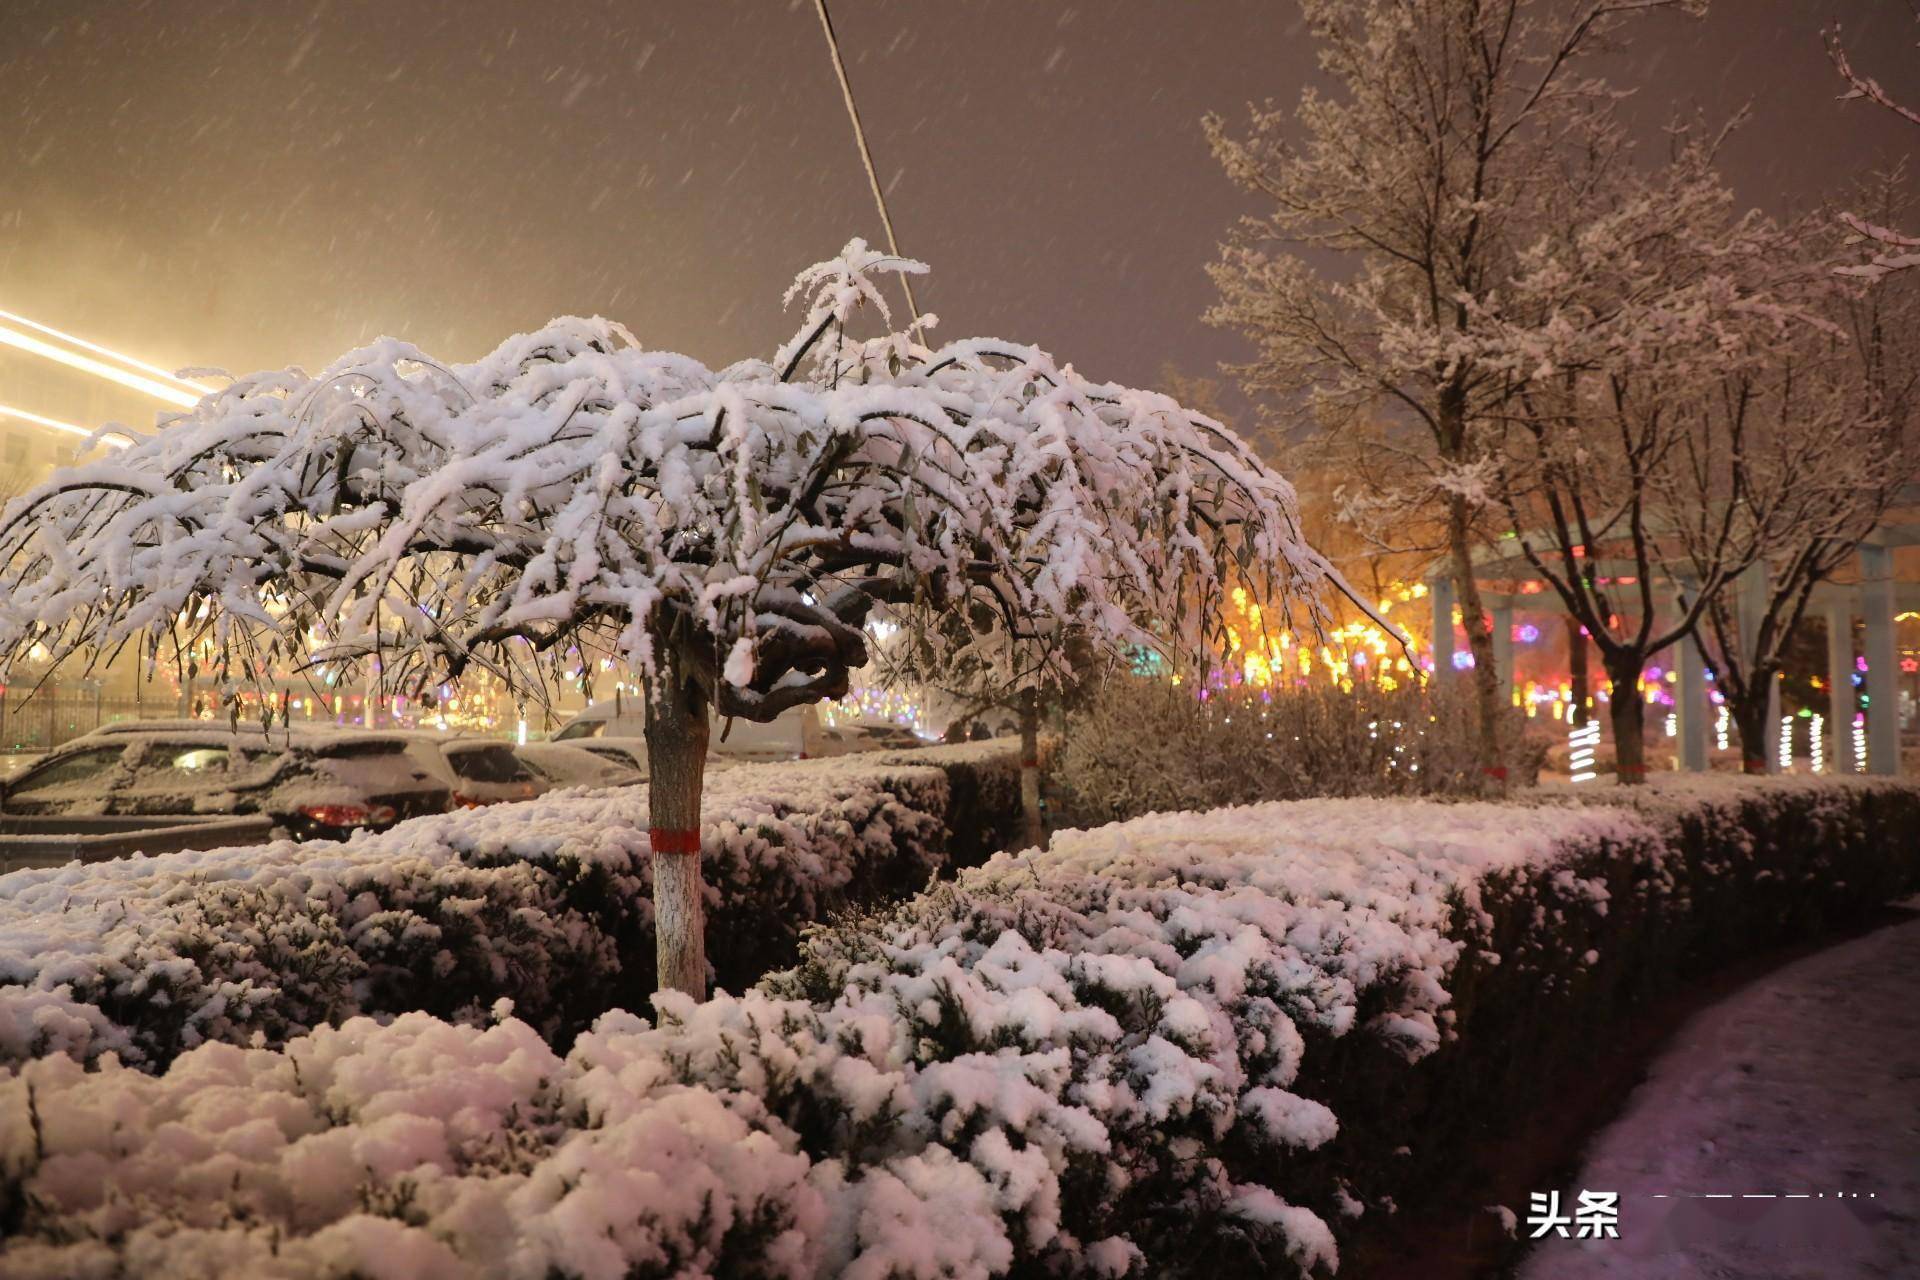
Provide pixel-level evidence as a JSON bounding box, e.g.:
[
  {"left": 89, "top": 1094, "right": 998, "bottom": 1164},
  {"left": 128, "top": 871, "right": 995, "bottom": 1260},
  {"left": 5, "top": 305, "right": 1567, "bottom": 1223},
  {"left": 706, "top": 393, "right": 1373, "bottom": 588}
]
[
  {"left": 0, "top": 726, "right": 449, "bottom": 840},
  {"left": 554, "top": 699, "right": 831, "bottom": 760},
  {"left": 400, "top": 736, "right": 549, "bottom": 808},
  {"left": 513, "top": 742, "right": 643, "bottom": 789},
  {"left": 831, "top": 721, "right": 928, "bottom": 752},
  {"left": 565, "top": 739, "right": 649, "bottom": 776}
]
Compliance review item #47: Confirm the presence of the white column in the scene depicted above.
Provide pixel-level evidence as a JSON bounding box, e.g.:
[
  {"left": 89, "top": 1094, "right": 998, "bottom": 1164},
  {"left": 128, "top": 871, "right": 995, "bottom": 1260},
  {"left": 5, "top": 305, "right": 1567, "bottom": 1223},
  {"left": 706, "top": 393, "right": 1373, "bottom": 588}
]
[
  {"left": 1430, "top": 573, "right": 1457, "bottom": 678},
  {"left": 1491, "top": 601, "right": 1514, "bottom": 707},
  {"left": 1861, "top": 544, "right": 1900, "bottom": 776},
  {"left": 1678, "top": 586, "right": 1710, "bottom": 773},
  {"left": 1824, "top": 603, "right": 1857, "bottom": 774},
  {"left": 1735, "top": 564, "right": 1780, "bottom": 772}
]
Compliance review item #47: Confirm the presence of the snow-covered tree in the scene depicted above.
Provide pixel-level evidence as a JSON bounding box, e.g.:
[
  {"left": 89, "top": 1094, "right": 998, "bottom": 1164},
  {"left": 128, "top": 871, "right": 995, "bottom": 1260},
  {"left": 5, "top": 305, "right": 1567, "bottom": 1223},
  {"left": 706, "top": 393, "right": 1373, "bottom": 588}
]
[
  {"left": 1827, "top": 11, "right": 1920, "bottom": 280},
  {"left": 0, "top": 241, "right": 1371, "bottom": 996},
  {"left": 1480, "top": 133, "right": 1805, "bottom": 780},
  {"left": 1684, "top": 201, "right": 1920, "bottom": 772},
  {"left": 1206, "top": 0, "right": 1705, "bottom": 785}
]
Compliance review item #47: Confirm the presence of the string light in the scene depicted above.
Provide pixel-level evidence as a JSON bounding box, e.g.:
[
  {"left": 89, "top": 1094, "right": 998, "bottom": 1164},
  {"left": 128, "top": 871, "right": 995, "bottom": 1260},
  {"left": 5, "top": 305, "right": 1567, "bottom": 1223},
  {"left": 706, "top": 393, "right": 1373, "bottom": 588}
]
[
  {"left": 1809, "top": 712, "right": 1825, "bottom": 773},
  {"left": 1853, "top": 714, "right": 1869, "bottom": 773},
  {"left": 1568, "top": 721, "right": 1601, "bottom": 783},
  {"left": 1778, "top": 714, "right": 1794, "bottom": 773}
]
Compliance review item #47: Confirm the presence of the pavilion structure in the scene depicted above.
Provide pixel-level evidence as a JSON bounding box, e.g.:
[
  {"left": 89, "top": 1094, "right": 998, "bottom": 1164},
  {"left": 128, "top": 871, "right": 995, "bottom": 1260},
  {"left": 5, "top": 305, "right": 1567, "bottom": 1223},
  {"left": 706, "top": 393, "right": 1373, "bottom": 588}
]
[{"left": 1426, "top": 517, "right": 1918, "bottom": 778}]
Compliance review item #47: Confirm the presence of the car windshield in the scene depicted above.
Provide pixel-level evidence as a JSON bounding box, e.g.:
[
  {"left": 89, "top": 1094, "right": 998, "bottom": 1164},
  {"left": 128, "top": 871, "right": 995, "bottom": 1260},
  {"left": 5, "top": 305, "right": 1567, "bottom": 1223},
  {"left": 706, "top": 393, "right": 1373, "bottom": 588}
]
[
  {"left": 446, "top": 744, "right": 537, "bottom": 784},
  {"left": 8, "top": 746, "right": 126, "bottom": 797},
  {"left": 552, "top": 720, "right": 605, "bottom": 741},
  {"left": 123, "top": 744, "right": 277, "bottom": 790}
]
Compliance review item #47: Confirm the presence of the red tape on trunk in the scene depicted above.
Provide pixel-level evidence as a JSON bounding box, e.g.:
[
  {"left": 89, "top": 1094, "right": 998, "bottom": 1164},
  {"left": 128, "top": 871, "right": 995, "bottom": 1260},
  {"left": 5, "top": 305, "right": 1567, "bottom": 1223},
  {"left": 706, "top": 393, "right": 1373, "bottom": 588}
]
[
  {"left": 649, "top": 828, "right": 701, "bottom": 856},
  {"left": 1481, "top": 766, "right": 1509, "bottom": 781},
  {"left": 1616, "top": 764, "right": 1648, "bottom": 779}
]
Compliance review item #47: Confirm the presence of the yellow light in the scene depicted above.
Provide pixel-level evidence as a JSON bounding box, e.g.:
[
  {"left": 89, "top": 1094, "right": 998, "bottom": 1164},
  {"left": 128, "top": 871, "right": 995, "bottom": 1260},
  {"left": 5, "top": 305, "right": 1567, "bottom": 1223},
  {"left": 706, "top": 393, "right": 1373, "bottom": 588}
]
[
  {"left": 0, "top": 402, "right": 131, "bottom": 448},
  {"left": 0, "top": 307, "right": 212, "bottom": 396},
  {"left": 0, "top": 321, "right": 203, "bottom": 408}
]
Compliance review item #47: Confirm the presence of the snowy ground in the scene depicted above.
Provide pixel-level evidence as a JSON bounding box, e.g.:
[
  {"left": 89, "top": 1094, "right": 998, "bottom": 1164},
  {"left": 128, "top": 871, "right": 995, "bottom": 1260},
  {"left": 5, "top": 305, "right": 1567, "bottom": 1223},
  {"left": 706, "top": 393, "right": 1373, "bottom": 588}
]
[{"left": 1518, "top": 914, "right": 1920, "bottom": 1279}]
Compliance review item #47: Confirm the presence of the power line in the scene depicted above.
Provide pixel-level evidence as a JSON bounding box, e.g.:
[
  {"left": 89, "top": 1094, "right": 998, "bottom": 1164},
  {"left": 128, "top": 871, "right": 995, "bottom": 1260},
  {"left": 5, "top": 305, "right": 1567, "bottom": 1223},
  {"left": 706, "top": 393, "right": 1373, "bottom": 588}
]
[{"left": 812, "top": 0, "right": 923, "bottom": 335}]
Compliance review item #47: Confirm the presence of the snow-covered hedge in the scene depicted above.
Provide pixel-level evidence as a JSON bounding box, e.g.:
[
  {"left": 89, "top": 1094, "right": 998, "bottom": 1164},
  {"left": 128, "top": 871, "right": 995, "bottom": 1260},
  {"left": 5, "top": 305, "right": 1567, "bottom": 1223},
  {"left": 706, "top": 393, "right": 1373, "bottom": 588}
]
[
  {"left": 0, "top": 744, "right": 1020, "bottom": 1073},
  {"left": 7, "top": 777, "right": 1910, "bottom": 1277}
]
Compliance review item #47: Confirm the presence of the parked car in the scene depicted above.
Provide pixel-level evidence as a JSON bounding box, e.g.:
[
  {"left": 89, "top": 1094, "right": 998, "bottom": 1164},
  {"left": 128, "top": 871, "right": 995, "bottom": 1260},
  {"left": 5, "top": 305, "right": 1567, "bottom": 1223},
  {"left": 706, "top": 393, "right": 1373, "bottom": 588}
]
[
  {"left": 514, "top": 742, "right": 643, "bottom": 789},
  {"left": 401, "top": 736, "right": 549, "bottom": 808},
  {"left": 565, "top": 738, "right": 650, "bottom": 776},
  {"left": 553, "top": 699, "right": 832, "bottom": 761},
  {"left": 832, "top": 720, "right": 929, "bottom": 752},
  {"left": 4, "top": 724, "right": 449, "bottom": 840}
]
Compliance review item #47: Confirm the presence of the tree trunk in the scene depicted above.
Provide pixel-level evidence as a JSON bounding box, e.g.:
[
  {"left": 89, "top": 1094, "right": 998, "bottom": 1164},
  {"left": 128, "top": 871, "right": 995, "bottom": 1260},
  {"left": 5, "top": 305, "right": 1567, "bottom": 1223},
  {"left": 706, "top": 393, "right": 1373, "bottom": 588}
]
[
  {"left": 1447, "top": 492, "right": 1505, "bottom": 789},
  {"left": 646, "top": 651, "right": 712, "bottom": 997},
  {"left": 1730, "top": 684, "right": 1773, "bottom": 776},
  {"left": 1605, "top": 657, "right": 1649, "bottom": 785},
  {"left": 1568, "top": 615, "right": 1590, "bottom": 728},
  {"left": 1018, "top": 688, "right": 1043, "bottom": 850}
]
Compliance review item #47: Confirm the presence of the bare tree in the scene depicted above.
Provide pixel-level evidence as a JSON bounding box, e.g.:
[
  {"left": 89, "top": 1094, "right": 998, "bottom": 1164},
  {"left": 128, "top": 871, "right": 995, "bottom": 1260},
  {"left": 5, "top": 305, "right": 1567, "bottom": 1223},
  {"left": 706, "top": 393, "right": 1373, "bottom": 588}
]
[
  {"left": 1827, "top": 7, "right": 1920, "bottom": 280},
  {"left": 0, "top": 242, "right": 1372, "bottom": 996},
  {"left": 1206, "top": 0, "right": 1705, "bottom": 785}
]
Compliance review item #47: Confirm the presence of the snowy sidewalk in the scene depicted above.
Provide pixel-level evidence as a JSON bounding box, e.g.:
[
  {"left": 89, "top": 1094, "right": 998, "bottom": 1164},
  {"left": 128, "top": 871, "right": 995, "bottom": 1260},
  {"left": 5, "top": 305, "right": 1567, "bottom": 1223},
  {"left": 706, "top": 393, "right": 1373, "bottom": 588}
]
[{"left": 1518, "top": 915, "right": 1920, "bottom": 1279}]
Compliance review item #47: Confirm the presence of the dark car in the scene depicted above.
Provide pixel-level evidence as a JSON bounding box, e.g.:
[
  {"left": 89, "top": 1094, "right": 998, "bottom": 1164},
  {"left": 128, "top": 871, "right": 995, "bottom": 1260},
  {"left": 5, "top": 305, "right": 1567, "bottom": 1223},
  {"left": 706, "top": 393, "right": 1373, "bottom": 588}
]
[{"left": 1, "top": 724, "right": 450, "bottom": 840}]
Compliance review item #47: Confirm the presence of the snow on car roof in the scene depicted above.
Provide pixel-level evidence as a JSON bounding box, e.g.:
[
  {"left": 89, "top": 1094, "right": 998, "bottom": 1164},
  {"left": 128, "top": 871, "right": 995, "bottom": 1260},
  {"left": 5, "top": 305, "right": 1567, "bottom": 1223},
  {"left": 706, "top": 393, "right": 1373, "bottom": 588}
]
[{"left": 72, "top": 721, "right": 408, "bottom": 752}]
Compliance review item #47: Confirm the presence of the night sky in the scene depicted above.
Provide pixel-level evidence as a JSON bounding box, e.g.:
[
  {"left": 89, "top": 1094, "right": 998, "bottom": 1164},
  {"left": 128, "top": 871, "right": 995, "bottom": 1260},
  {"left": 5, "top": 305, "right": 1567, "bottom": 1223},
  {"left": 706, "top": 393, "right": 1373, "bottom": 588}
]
[{"left": 4, "top": 0, "right": 1918, "bottom": 423}]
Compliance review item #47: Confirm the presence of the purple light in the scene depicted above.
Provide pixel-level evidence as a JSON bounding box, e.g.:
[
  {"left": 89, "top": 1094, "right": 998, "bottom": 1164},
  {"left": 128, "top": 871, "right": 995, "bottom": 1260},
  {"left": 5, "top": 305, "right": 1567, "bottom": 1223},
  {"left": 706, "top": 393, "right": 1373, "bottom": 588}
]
[
  {"left": 1513, "top": 623, "right": 1540, "bottom": 643},
  {"left": 1451, "top": 650, "right": 1476, "bottom": 670}
]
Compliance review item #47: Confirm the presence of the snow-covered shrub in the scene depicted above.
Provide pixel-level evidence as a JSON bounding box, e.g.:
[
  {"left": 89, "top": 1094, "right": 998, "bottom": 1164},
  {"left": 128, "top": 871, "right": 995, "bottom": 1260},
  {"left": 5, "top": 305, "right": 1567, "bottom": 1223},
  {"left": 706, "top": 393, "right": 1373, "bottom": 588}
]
[
  {"left": 0, "top": 747, "right": 1018, "bottom": 1072},
  {"left": 1050, "top": 675, "right": 1532, "bottom": 827},
  {"left": 896, "top": 738, "right": 1032, "bottom": 866},
  {"left": 2, "top": 777, "right": 1912, "bottom": 1279}
]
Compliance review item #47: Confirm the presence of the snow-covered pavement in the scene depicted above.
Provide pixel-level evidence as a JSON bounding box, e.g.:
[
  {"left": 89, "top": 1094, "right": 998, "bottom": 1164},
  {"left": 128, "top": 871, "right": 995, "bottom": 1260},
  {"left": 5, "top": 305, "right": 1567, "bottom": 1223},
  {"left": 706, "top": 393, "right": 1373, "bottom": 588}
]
[{"left": 1519, "top": 915, "right": 1920, "bottom": 1279}]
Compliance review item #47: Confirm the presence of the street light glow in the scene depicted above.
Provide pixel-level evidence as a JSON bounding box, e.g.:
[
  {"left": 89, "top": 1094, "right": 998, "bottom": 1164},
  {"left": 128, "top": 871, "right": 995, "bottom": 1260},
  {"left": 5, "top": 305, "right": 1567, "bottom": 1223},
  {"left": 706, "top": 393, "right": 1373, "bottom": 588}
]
[
  {"left": 0, "top": 317, "right": 204, "bottom": 408},
  {"left": 0, "top": 402, "right": 130, "bottom": 448},
  {"left": 0, "top": 306, "right": 212, "bottom": 398}
]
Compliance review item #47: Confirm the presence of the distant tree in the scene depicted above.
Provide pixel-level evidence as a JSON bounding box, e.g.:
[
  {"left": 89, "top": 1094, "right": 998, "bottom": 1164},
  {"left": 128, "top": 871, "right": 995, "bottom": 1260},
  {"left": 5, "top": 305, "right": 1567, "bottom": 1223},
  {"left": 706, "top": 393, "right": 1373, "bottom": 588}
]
[
  {"left": 1477, "top": 129, "right": 1919, "bottom": 780},
  {"left": 0, "top": 241, "right": 1373, "bottom": 997},
  {"left": 1481, "top": 132, "right": 1805, "bottom": 781},
  {"left": 1685, "top": 189, "right": 1920, "bottom": 772},
  {"left": 1206, "top": 0, "right": 1705, "bottom": 786}
]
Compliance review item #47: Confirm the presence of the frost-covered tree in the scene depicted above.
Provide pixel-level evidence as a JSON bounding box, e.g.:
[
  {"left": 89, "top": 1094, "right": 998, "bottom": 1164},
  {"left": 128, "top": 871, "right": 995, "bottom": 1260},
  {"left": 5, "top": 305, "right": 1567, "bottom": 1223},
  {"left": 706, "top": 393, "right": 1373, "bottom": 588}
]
[
  {"left": 0, "top": 241, "right": 1369, "bottom": 996},
  {"left": 1684, "top": 207, "right": 1920, "bottom": 772},
  {"left": 1827, "top": 9, "right": 1920, "bottom": 280},
  {"left": 1206, "top": 0, "right": 1705, "bottom": 784},
  {"left": 1480, "top": 133, "right": 1805, "bottom": 780}
]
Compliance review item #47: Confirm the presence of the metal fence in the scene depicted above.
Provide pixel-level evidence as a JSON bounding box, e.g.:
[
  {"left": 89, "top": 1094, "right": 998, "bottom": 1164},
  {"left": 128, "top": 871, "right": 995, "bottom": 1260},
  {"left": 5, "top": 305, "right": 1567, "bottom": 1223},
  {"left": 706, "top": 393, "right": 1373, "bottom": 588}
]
[{"left": 0, "top": 690, "right": 158, "bottom": 753}]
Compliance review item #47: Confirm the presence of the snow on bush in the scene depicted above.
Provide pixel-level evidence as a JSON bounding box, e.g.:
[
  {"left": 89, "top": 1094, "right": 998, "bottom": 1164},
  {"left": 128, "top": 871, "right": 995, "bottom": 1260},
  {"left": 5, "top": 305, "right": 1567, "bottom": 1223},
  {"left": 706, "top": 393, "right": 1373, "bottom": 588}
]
[
  {"left": 3, "top": 777, "right": 1912, "bottom": 1278},
  {"left": 0, "top": 745, "right": 1017, "bottom": 1073}
]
